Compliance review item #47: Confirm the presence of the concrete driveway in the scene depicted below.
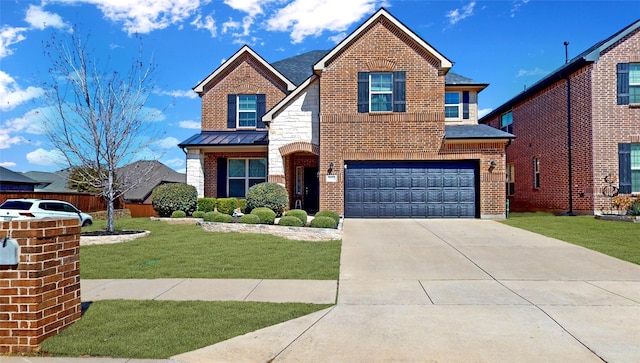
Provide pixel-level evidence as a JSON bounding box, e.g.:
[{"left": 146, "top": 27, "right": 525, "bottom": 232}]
[{"left": 175, "top": 219, "right": 640, "bottom": 363}]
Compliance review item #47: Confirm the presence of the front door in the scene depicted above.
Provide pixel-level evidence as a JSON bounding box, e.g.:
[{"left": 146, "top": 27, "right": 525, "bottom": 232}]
[{"left": 303, "top": 167, "right": 319, "bottom": 213}]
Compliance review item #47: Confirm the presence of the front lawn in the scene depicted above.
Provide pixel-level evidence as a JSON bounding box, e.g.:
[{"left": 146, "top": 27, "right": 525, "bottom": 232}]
[
  {"left": 80, "top": 218, "right": 341, "bottom": 280},
  {"left": 40, "top": 300, "right": 331, "bottom": 359},
  {"left": 502, "top": 213, "right": 640, "bottom": 265}
]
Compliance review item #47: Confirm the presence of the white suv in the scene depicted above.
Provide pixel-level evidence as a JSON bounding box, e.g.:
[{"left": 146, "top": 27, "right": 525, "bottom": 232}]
[{"left": 0, "top": 199, "right": 93, "bottom": 226}]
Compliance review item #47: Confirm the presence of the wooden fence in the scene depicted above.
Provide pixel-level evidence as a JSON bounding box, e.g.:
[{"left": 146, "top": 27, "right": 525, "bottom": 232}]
[
  {"left": 0, "top": 192, "right": 123, "bottom": 213},
  {"left": 125, "top": 203, "right": 157, "bottom": 218}
]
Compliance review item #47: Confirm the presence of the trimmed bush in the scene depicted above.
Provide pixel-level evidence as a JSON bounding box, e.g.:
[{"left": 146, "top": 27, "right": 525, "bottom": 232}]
[
  {"left": 151, "top": 183, "right": 198, "bottom": 217},
  {"left": 250, "top": 207, "right": 276, "bottom": 225},
  {"left": 238, "top": 199, "right": 247, "bottom": 213},
  {"left": 309, "top": 216, "right": 337, "bottom": 229},
  {"left": 314, "top": 210, "right": 340, "bottom": 225},
  {"left": 197, "top": 198, "right": 217, "bottom": 213},
  {"left": 278, "top": 215, "right": 304, "bottom": 227},
  {"left": 285, "top": 209, "right": 308, "bottom": 225},
  {"left": 216, "top": 198, "right": 238, "bottom": 215},
  {"left": 246, "top": 182, "right": 289, "bottom": 216},
  {"left": 192, "top": 211, "right": 205, "bottom": 218},
  {"left": 203, "top": 211, "right": 233, "bottom": 223},
  {"left": 171, "top": 210, "right": 186, "bottom": 218},
  {"left": 238, "top": 214, "right": 261, "bottom": 224},
  {"left": 202, "top": 212, "right": 217, "bottom": 222}
]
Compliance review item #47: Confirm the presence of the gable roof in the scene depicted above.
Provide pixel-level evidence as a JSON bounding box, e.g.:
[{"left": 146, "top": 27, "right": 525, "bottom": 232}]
[
  {"left": 272, "top": 50, "right": 329, "bottom": 86},
  {"left": 118, "top": 160, "right": 185, "bottom": 202},
  {"left": 193, "top": 45, "right": 296, "bottom": 94},
  {"left": 0, "top": 166, "right": 39, "bottom": 185},
  {"left": 314, "top": 8, "right": 453, "bottom": 73},
  {"left": 480, "top": 18, "right": 640, "bottom": 123},
  {"left": 22, "top": 170, "right": 73, "bottom": 192}
]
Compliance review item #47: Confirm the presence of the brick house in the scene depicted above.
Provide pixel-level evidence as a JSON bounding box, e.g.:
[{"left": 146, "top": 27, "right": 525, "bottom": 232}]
[
  {"left": 480, "top": 19, "right": 640, "bottom": 214},
  {"left": 180, "top": 8, "right": 514, "bottom": 218}
]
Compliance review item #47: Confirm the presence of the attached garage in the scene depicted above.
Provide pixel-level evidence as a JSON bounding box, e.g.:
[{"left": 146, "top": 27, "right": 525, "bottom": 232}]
[{"left": 344, "top": 161, "right": 479, "bottom": 218}]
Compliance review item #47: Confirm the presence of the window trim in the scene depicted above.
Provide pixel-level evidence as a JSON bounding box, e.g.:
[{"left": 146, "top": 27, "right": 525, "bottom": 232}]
[
  {"left": 632, "top": 144, "right": 640, "bottom": 193},
  {"left": 630, "top": 63, "right": 640, "bottom": 105},
  {"left": 445, "top": 91, "right": 461, "bottom": 120},
  {"left": 227, "top": 158, "right": 267, "bottom": 198},
  {"left": 369, "top": 73, "right": 393, "bottom": 112},
  {"left": 533, "top": 157, "right": 541, "bottom": 189}
]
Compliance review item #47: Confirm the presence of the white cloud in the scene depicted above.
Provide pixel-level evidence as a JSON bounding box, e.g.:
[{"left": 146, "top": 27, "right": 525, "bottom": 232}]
[
  {"left": 266, "top": 0, "right": 382, "bottom": 44},
  {"left": 191, "top": 14, "right": 217, "bottom": 37},
  {"left": 516, "top": 67, "right": 547, "bottom": 77},
  {"left": 156, "top": 137, "right": 179, "bottom": 149},
  {"left": 25, "top": 5, "right": 70, "bottom": 31},
  {"left": 0, "top": 71, "right": 45, "bottom": 111},
  {"left": 0, "top": 133, "right": 27, "bottom": 150},
  {"left": 328, "top": 32, "right": 347, "bottom": 44},
  {"left": 163, "top": 157, "right": 184, "bottom": 168},
  {"left": 511, "top": 0, "right": 530, "bottom": 18},
  {"left": 154, "top": 89, "right": 198, "bottom": 99},
  {"left": 64, "top": 0, "right": 207, "bottom": 35},
  {"left": 4, "top": 108, "right": 47, "bottom": 135},
  {"left": 224, "top": 0, "right": 269, "bottom": 17},
  {"left": 478, "top": 108, "right": 492, "bottom": 119},
  {"left": 0, "top": 162, "right": 17, "bottom": 167},
  {"left": 0, "top": 26, "right": 28, "bottom": 59},
  {"left": 26, "top": 148, "right": 65, "bottom": 166},
  {"left": 140, "top": 107, "right": 166, "bottom": 122},
  {"left": 222, "top": 18, "right": 241, "bottom": 34},
  {"left": 179, "top": 120, "right": 201, "bottom": 129},
  {"left": 446, "top": 1, "right": 475, "bottom": 25}
]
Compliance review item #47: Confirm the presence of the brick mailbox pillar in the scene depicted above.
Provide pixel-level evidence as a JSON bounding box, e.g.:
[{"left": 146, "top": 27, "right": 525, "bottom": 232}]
[{"left": 0, "top": 218, "right": 82, "bottom": 354}]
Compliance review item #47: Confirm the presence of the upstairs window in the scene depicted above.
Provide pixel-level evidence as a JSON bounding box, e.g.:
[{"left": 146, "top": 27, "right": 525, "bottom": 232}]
[
  {"left": 445, "top": 92, "right": 460, "bottom": 119},
  {"left": 227, "top": 94, "right": 266, "bottom": 128},
  {"left": 501, "top": 111, "right": 513, "bottom": 133},
  {"left": 616, "top": 63, "right": 640, "bottom": 105},
  {"left": 358, "top": 71, "right": 405, "bottom": 113}
]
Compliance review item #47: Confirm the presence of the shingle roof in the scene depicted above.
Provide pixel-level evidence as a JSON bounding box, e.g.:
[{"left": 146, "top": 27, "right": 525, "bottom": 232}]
[
  {"left": 118, "top": 160, "right": 185, "bottom": 202},
  {"left": 22, "top": 170, "right": 73, "bottom": 192},
  {"left": 272, "top": 50, "right": 329, "bottom": 86},
  {"left": 178, "top": 130, "right": 268, "bottom": 147},
  {"left": 445, "top": 125, "right": 515, "bottom": 139},
  {"left": 480, "top": 18, "right": 640, "bottom": 123},
  {"left": 0, "top": 166, "right": 39, "bottom": 184}
]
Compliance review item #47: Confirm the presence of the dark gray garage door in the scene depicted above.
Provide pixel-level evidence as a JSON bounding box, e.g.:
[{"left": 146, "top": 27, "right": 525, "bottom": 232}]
[{"left": 344, "top": 161, "right": 478, "bottom": 218}]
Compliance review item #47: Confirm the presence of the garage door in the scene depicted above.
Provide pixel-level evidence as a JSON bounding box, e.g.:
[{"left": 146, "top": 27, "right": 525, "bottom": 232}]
[{"left": 344, "top": 161, "right": 478, "bottom": 218}]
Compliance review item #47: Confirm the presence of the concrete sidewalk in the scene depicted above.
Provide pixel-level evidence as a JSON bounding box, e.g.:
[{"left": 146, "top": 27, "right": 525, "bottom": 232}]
[{"left": 81, "top": 279, "right": 337, "bottom": 304}]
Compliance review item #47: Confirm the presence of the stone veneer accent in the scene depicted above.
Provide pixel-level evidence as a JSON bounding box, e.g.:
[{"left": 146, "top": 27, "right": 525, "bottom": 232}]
[
  {"left": 0, "top": 218, "right": 82, "bottom": 354},
  {"left": 187, "top": 151, "right": 205, "bottom": 198}
]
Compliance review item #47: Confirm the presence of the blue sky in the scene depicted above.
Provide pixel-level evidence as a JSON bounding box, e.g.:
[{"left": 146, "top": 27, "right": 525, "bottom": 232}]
[{"left": 1, "top": 0, "right": 639, "bottom": 173}]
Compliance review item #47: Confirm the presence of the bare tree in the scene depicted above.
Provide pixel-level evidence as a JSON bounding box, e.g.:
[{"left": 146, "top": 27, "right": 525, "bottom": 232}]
[{"left": 41, "top": 31, "right": 162, "bottom": 232}]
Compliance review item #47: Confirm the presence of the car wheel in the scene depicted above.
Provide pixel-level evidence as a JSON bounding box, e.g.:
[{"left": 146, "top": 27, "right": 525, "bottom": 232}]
[{"left": 82, "top": 220, "right": 93, "bottom": 227}]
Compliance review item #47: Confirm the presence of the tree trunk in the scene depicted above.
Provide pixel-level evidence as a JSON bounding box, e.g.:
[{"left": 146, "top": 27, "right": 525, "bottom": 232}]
[{"left": 106, "top": 170, "right": 115, "bottom": 233}]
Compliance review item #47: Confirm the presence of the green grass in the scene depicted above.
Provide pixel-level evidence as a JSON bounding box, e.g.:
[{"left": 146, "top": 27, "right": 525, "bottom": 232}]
[
  {"left": 40, "top": 300, "right": 331, "bottom": 359},
  {"left": 80, "top": 218, "right": 341, "bottom": 280},
  {"left": 502, "top": 213, "right": 640, "bottom": 265}
]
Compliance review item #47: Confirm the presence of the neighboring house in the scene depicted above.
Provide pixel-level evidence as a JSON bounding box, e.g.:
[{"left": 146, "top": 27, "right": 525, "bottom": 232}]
[
  {"left": 180, "top": 8, "right": 514, "bottom": 218},
  {"left": 480, "top": 19, "right": 640, "bottom": 214},
  {"left": 0, "top": 167, "right": 38, "bottom": 192},
  {"left": 118, "top": 160, "right": 186, "bottom": 204},
  {"left": 21, "top": 170, "right": 73, "bottom": 192}
]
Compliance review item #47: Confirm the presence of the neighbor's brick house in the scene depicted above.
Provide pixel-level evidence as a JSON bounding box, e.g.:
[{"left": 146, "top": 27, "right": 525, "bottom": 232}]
[
  {"left": 480, "top": 19, "right": 640, "bottom": 214},
  {"left": 180, "top": 8, "right": 514, "bottom": 218}
]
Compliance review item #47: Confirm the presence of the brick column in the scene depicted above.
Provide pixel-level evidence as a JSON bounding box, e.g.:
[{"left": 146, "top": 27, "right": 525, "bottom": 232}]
[{"left": 0, "top": 218, "right": 82, "bottom": 354}]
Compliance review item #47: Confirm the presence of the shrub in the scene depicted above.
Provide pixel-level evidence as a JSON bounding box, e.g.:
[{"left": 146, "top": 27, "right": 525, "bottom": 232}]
[
  {"left": 151, "top": 183, "right": 197, "bottom": 217},
  {"left": 278, "top": 215, "right": 304, "bottom": 227},
  {"left": 251, "top": 207, "right": 276, "bottom": 225},
  {"left": 238, "top": 199, "right": 247, "bottom": 213},
  {"left": 171, "top": 210, "right": 186, "bottom": 218},
  {"left": 203, "top": 211, "right": 233, "bottom": 223},
  {"left": 309, "top": 216, "right": 337, "bottom": 229},
  {"left": 216, "top": 198, "right": 238, "bottom": 215},
  {"left": 246, "top": 182, "right": 289, "bottom": 216},
  {"left": 612, "top": 194, "right": 633, "bottom": 211},
  {"left": 192, "top": 211, "right": 205, "bottom": 218},
  {"left": 238, "top": 214, "right": 261, "bottom": 224},
  {"left": 197, "top": 198, "right": 217, "bottom": 213},
  {"left": 314, "top": 210, "right": 340, "bottom": 225},
  {"left": 285, "top": 209, "right": 308, "bottom": 225},
  {"left": 627, "top": 201, "right": 640, "bottom": 216}
]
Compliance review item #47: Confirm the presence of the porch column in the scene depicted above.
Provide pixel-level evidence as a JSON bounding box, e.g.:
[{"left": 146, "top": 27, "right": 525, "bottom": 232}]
[{"left": 186, "top": 149, "right": 204, "bottom": 198}]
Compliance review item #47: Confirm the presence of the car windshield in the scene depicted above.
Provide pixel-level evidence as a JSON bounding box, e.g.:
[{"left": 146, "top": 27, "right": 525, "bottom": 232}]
[{"left": 0, "top": 201, "right": 33, "bottom": 210}]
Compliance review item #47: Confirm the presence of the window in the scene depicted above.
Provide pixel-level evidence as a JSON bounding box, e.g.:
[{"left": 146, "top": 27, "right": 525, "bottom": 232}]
[
  {"left": 632, "top": 144, "right": 640, "bottom": 193},
  {"left": 358, "top": 71, "right": 405, "bottom": 113},
  {"left": 631, "top": 64, "right": 640, "bottom": 104},
  {"left": 227, "top": 94, "right": 266, "bottom": 128},
  {"left": 445, "top": 92, "right": 460, "bottom": 119},
  {"left": 506, "top": 163, "right": 515, "bottom": 196},
  {"left": 533, "top": 157, "right": 540, "bottom": 189},
  {"left": 228, "top": 158, "right": 267, "bottom": 197},
  {"left": 501, "top": 111, "right": 513, "bottom": 133}
]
